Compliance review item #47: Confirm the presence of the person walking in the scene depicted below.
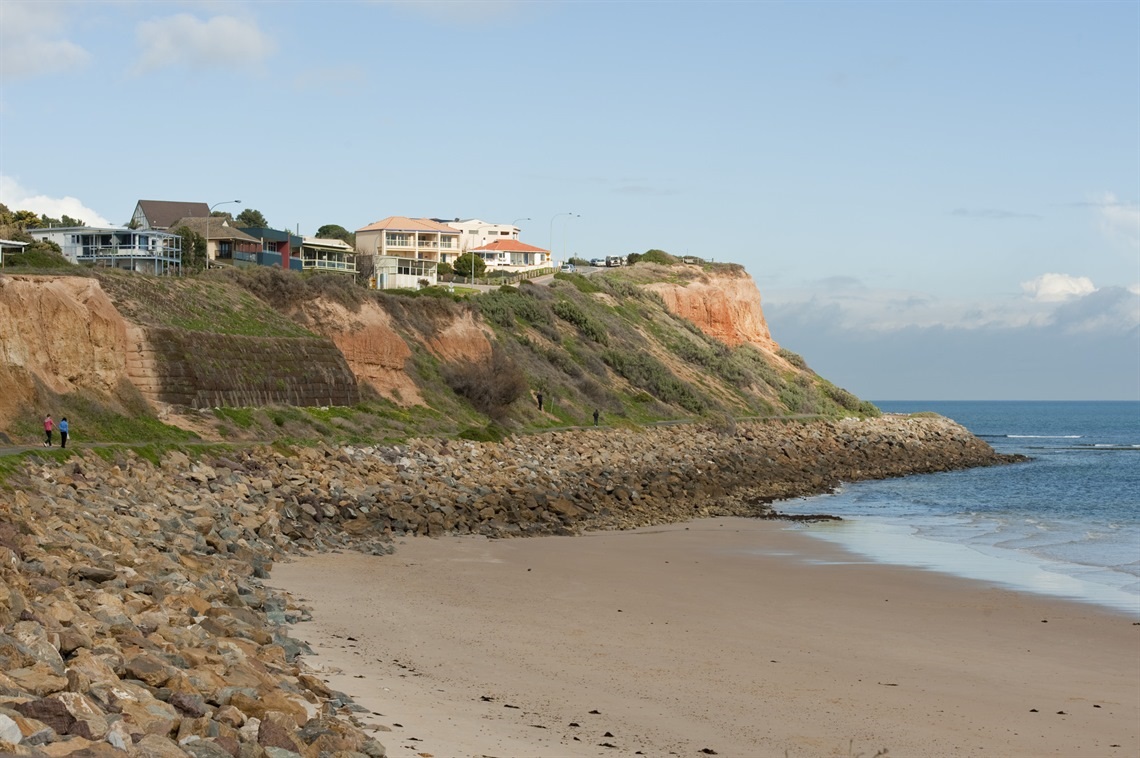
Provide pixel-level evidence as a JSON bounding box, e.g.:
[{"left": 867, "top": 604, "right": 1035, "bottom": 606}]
[
  {"left": 593, "top": 408, "right": 600, "bottom": 426},
  {"left": 43, "top": 415, "right": 53, "bottom": 447},
  {"left": 59, "top": 417, "right": 69, "bottom": 449},
  {"left": 537, "top": 392, "right": 544, "bottom": 411}
]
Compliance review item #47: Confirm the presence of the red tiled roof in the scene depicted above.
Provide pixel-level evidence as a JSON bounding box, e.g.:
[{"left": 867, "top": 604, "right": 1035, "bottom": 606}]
[
  {"left": 471, "top": 239, "right": 549, "bottom": 253},
  {"left": 356, "top": 216, "right": 458, "bottom": 234}
]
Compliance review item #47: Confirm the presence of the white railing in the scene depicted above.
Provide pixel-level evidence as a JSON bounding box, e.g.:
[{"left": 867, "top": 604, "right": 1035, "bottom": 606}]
[{"left": 303, "top": 258, "right": 356, "bottom": 272}]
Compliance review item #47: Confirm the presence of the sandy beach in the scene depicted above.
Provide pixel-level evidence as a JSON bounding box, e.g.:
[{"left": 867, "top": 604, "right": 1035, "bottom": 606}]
[{"left": 270, "top": 518, "right": 1139, "bottom": 757}]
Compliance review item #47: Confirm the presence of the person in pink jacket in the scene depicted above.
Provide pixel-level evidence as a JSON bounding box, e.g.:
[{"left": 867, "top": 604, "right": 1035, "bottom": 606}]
[{"left": 43, "top": 415, "right": 54, "bottom": 447}]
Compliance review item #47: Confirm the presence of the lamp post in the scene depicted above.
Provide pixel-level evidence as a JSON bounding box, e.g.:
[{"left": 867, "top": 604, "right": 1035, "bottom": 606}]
[
  {"left": 564, "top": 213, "right": 580, "bottom": 263},
  {"left": 205, "top": 200, "right": 241, "bottom": 267},
  {"left": 549, "top": 212, "right": 573, "bottom": 265}
]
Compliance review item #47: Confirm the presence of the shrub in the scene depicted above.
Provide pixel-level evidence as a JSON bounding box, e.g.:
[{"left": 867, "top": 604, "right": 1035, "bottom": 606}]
[
  {"left": 475, "top": 288, "right": 553, "bottom": 328},
  {"left": 442, "top": 346, "right": 529, "bottom": 420},
  {"left": 552, "top": 300, "right": 608, "bottom": 344},
  {"left": 602, "top": 350, "right": 705, "bottom": 413},
  {"left": 3, "top": 240, "right": 72, "bottom": 269},
  {"left": 554, "top": 271, "right": 602, "bottom": 294},
  {"left": 777, "top": 347, "right": 809, "bottom": 371}
]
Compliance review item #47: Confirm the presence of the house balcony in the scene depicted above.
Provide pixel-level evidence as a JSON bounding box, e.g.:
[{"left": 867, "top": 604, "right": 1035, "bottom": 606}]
[
  {"left": 302, "top": 257, "right": 356, "bottom": 273},
  {"left": 382, "top": 236, "right": 458, "bottom": 251}
]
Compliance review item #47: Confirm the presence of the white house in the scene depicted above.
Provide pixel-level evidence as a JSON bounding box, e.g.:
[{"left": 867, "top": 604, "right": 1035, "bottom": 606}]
[
  {"left": 27, "top": 226, "right": 182, "bottom": 275},
  {"left": 441, "top": 218, "right": 522, "bottom": 260},
  {"left": 469, "top": 239, "right": 550, "bottom": 268}
]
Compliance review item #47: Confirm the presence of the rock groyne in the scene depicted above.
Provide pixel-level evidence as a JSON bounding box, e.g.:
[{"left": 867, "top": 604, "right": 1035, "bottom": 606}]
[{"left": 0, "top": 415, "right": 1019, "bottom": 755}]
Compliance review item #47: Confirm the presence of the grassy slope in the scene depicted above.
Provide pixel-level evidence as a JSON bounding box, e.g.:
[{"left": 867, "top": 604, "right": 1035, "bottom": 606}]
[{"left": 1, "top": 264, "right": 876, "bottom": 448}]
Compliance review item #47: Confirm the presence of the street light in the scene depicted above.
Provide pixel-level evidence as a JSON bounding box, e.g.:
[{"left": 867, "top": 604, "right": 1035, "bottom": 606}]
[
  {"left": 511, "top": 217, "right": 531, "bottom": 240},
  {"left": 549, "top": 212, "right": 574, "bottom": 264},
  {"left": 564, "top": 214, "right": 581, "bottom": 263},
  {"left": 205, "top": 200, "right": 241, "bottom": 267}
]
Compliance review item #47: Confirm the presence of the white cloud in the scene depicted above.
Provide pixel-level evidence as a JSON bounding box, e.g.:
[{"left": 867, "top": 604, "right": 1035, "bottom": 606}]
[
  {"left": 1020, "top": 273, "right": 1096, "bottom": 302},
  {"left": 764, "top": 273, "right": 1137, "bottom": 337},
  {"left": 0, "top": 1, "right": 90, "bottom": 81},
  {"left": 0, "top": 176, "right": 111, "bottom": 227},
  {"left": 1093, "top": 192, "right": 1140, "bottom": 249},
  {"left": 764, "top": 286, "right": 1050, "bottom": 332},
  {"left": 133, "top": 13, "right": 275, "bottom": 74}
]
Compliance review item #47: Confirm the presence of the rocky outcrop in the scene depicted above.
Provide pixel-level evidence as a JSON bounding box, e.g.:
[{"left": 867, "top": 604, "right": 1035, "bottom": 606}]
[{"left": 645, "top": 269, "right": 781, "bottom": 354}]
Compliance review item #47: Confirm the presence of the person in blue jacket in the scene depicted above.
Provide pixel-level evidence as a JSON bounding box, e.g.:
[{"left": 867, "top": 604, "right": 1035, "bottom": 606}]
[{"left": 59, "top": 417, "right": 69, "bottom": 449}]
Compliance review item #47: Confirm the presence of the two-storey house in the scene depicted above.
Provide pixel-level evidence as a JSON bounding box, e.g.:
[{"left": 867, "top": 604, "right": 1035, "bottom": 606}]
[
  {"left": 27, "top": 226, "right": 182, "bottom": 274},
  {"left": 355, "top": 216, "right": 458, "bottom": 289}
]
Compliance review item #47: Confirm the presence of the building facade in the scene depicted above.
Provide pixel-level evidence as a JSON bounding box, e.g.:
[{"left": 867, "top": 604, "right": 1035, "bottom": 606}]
[
  {"left": 442, "top": 219, "right": 521, "bottom": 261},
  {"left": 27, "top": 227, "right": 182, "bottom": 274},
  {"left": 355, "top": 216, "right": 458, "bottom": 289},
  {"left": 301, "top": 237, "right": 356, "bottom": 276}
]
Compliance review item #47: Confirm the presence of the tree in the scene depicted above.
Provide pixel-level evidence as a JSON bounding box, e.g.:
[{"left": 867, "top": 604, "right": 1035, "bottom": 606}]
[
  {"left": 453, "top": 252, "right": 486, "bottom": 280},
  {"left": 12, "top": 210, "right": 39, "bottom": 229},
  {"left": 316, "top": 224, "right": 355, "bottom": 246},
  {"left": 174, "top": 225, "right": 208, "bottom": 273},
  {"left": 210, "top": 210, "right": 234, "bottom": 221},
  {"left": 235, "top": 208, "right": 268, "bottom": 228}
]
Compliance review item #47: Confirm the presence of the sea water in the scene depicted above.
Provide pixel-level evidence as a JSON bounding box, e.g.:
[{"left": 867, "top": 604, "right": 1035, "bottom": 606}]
[{"left": 778, "top": 401, "right": 1140, "bottom": 616}]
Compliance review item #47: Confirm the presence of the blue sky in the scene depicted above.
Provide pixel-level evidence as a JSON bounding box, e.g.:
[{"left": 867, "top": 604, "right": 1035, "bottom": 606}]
[{"left": 1, "top": 0, "right": 1137, "bottom": 400}]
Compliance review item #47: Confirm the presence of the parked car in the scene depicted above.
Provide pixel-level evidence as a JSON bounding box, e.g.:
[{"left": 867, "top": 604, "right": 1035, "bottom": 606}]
[
  {"left": 590, "top": 258, "right": 606, "bottom": 267},
  {"left": 560, "top": 263, "right": 576, "bottom": 273}
]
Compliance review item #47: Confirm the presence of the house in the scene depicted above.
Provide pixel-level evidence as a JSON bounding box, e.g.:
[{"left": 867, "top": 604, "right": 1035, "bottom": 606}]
[
  {"left": 170, "top": 217, "right": 261, "bottom": 266},
  {"left": 469, "top": 239, "right": 550, "bottom": 268},
  {"left": 355, "top": 216, "right": 458, "bottom": 289},
  {"left": 440, "top": 218, "right": 522, "bottom": 262},
  {"left": 131, "top": 200, "right": 209, "bottom": 230},
  {"left": 26, "top": 226, "right": 182, "bottom": 275},
  {"left": 238, "top": 227, "right": 302, "bottom": 271},
  {"left": 301, "top": 237, "right": 356, "bottom": 276}
]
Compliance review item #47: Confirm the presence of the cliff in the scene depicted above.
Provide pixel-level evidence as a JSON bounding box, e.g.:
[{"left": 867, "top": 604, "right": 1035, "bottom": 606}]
[
  {"left": 645, "top": 268, "right": 781, "bottom": 354},
  {"left": 0, "top": 263, "right": 866, "bottom": 442}
]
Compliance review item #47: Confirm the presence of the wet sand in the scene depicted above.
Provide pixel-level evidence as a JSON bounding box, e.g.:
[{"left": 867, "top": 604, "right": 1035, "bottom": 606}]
[{"left": 270, "top": 518, "right": 1139, "bottom": 757}]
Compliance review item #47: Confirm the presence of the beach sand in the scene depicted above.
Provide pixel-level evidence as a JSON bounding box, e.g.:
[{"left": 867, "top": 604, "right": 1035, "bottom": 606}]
[{"left": 269, "top": 518, "right": 1139, "bottom": 757}]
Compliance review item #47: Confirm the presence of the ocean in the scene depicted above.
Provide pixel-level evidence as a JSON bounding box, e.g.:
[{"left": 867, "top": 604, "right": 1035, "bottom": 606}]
[{"left": 778, "top": 401, "right": 1140, "bottom": 616}]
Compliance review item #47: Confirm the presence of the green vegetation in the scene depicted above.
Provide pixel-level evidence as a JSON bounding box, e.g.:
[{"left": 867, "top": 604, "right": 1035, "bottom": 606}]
[
  {"left": 454, "top": 252, "right": 487, "bottom": 279},
  {"left": 0, "top": 249, "right": 880, "bottom": 454}
]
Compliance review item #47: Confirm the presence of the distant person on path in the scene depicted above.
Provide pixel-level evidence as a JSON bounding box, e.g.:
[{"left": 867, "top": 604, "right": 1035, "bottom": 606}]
[
  {"left": 537, "top": 392, "right": 544, "bottom": 411},
  {"left": 593, "top": 409, "right": 600, "bottom": 426},
  {"left": 59, "top": 417, "right": 69, "bottom": 449},
  {"left": 43, "top": 415, "right": 53, "bottom": 447}
]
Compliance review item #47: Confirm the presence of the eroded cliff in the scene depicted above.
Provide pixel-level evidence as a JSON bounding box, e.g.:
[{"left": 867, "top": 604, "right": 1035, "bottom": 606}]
[
  {"left": 645, "top": 269, "right": 781, "bottom": 355},
  {"left": 0, "top": 276, "right": 131, "bottom": 427}
]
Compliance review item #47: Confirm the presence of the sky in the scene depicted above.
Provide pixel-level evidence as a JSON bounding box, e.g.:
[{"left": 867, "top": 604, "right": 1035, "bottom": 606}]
[{"left": 1, "top": 0, "right": 1137, "bottom": 401}]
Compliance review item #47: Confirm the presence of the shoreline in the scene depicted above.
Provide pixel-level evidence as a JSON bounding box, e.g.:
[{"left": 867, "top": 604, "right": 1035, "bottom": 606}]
[
  {"left": 786, "top": 515, "right": 1140, "bottom": 617},
  {"left": 270, "top": 518, "right": 1140, "bottom": 758}
]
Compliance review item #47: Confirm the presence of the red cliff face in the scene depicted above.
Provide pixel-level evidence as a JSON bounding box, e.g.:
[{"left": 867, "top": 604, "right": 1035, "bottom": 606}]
[
  {"left": 0, "top": 275, "right": 132, "bottom": 426},
  {"left": 645, "top": 270, "right": 781, "bottom": 355}
]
